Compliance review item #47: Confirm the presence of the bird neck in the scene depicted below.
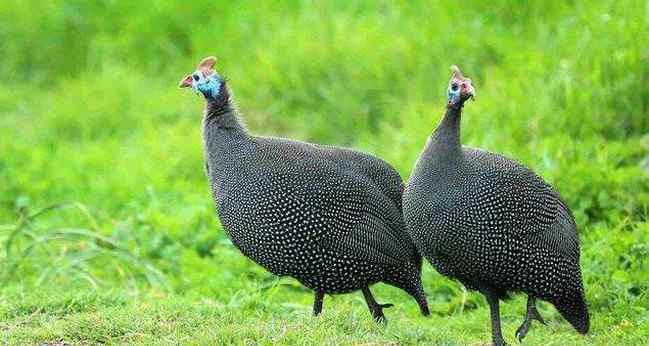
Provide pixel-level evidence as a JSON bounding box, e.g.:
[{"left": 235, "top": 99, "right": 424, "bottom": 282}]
[
  {"left": 425, "top": 104, "right": 463, "bottom": 164},
  {"left": 203, "top": 83, "right": 247, "bottom": 133},
  {"left": 202, "top": 84, "right": 251, "bottom": 181}
]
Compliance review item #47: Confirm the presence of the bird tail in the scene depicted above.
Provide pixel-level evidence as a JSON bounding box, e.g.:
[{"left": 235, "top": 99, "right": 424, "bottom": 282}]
[
  {"left": 410, "top": 278, "right": 430, "bottom": 316},
  {"left": 553, "top": 289, "right": 590, "bottom": 334},
  {"left": 408, "top": 241, "right": 429, "bottom": 316},
  {"left": 386, "top": 263, "right": 430, "bottom": 316}
]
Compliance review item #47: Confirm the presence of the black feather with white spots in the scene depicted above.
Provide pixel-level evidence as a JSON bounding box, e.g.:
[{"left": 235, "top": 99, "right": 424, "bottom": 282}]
[
  {"left": 200, "top": 82, "right": 428, "bottom": 314},
  {"left": 403, "top": 106, "right": 589, "bottom": 335}
]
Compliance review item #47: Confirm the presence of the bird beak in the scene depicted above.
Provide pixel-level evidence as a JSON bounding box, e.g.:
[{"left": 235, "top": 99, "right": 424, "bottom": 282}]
[{"left": 178, "top": 75, "right": 193, "bottom": 88}]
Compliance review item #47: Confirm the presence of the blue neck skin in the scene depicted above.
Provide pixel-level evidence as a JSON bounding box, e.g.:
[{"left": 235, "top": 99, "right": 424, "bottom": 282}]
[{"left": 195, "top": 72, "right": 223, "bottom": 101}]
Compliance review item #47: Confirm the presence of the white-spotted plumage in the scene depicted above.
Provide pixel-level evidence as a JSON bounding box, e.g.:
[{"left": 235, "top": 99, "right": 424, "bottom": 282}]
[
  {"left": 403, "top": 67, "right": 588, "bottom": 345},
  {"left": 197, "top": 79, "right": 429, "bottom": 321}
]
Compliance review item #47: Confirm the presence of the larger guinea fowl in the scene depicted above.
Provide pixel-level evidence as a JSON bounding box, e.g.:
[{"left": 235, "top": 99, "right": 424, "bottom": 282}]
[
  {"left": 179, "top": 56, "right": 429, "bottom": 321},
  {"left": 402, "top": 66, "right": 589, "bottom": 345}
]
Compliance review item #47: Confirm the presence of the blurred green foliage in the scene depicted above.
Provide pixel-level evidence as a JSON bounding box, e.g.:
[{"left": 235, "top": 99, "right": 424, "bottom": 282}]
[{"left": 0, "top": 0, "right": 647, "bottom": 344}]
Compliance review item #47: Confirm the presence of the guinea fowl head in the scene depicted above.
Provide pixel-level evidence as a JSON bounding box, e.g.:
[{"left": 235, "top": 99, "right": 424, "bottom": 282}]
[
  {"left": 178, "top": 56, "right": 224, "bottom": 101},
  {"left": 447, "top": 65, "right": 475, "bottom": 108}
]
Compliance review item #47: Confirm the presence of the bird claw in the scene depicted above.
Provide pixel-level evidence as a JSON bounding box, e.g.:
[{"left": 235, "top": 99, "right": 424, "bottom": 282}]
[
  {"left": 370, "top": 303, "right": 394, "bottom": 323},
  {"left": 515, "top": 322, "right": 530, "bottom": 342},
  {"left": 515, "top": 330, "right": 524, "bottom": 342},
  {"left": 516, "top": 300, "right": 546, "bottom": 341}
]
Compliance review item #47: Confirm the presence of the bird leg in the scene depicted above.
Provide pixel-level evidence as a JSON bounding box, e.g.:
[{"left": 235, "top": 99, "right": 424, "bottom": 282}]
[
  {"left": 484, "top": 289, "right": 507, "bottom": 346},
  {"left": 515, "top": 296, "right": 546, "bottom": 341},
  {"left": 361, "top": 286, "right": 394, "bottom": 322},
  {"left": 313, "top": 290, "right": 324, "bottom": 316}
]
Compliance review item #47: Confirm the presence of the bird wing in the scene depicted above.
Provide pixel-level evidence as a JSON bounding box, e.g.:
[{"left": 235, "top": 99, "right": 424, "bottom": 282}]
[
  {"left": 466, "top": 149, "right": 580, "bottom": 260},
  {"left": 525, "top": 190, "right": 581, "bottom": 261},
  {"left": 251, "top": 138, "right": 416, "bottom": 267},
  {"left": 318, "top": 185, "right": 416, "bottom": 267},
  {"left": 315, "top": 144, "right": 405, "bottom": 210}
]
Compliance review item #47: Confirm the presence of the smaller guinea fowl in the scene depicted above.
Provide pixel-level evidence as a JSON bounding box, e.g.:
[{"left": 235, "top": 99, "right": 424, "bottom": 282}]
[
  {"left": 179, "top": 56, "right": 429, "bottom": 322},
  {"left": 402, "top": 66, "right": 589, "bottom": 345}
]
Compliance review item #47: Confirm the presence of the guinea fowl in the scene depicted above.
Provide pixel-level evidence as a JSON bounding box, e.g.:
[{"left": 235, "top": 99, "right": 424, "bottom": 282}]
[
  {"left": 179, "top": 56, "right": 429, "bottom": 321},
  {"left": 402, "top": 66, "right": 589, "bottom": 345}
]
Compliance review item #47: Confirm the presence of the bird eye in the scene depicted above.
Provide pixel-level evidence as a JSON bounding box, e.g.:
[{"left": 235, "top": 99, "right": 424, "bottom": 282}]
[
  {"left": 192, "top": 74, "right": 200, "bottom": 81},
  {"left": 451, "top": 83, "right": 459, "bottom": 91}
]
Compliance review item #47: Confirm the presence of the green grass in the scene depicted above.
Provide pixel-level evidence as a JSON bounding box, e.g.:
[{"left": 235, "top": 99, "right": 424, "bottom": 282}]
[
  {"left": 1, "top": 287, "right": 646, "bottom": 345},
  {"left": 1, "top": 0, "right": 648, "bottom": 344}
]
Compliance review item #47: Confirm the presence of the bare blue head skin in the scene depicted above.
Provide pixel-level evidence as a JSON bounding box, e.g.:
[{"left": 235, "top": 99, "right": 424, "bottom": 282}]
[
  {"left": 179, "top": 56, "right": 223, "bottom": 101},
  {"left": 192, "top": 70, "right": 222, "bottom": 101},
  {"left": 447, "top": 65, "right": 475, "bottom": 108}
]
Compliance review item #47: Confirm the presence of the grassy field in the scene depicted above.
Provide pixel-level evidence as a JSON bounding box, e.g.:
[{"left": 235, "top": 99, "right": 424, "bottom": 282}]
[{"left": 1, "top": 0, "right": 648, "bottom": 344}]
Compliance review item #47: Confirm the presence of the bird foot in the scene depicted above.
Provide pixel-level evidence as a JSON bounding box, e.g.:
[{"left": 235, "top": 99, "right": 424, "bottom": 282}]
[
  {"left": 371, "top": 303, "right": 394, "bottom": 323},
  {"left": 515, "top": 321, "right": 530, "bottom": 342},
  {"left": 515, "top": 305, "right": 545, "bottom": 341}
]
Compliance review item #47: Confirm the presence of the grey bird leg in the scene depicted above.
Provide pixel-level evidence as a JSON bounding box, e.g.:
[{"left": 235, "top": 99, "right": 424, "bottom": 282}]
[
  {"left": 515, "top": 296, "right": 546, "bottom": 341},
  {"left": 361, "top": 286, "right": 394, "bottom": 322},
  {"left": 313, "top": 290, "right": 324, "bottom": 316},
  {"left": 484, "top": 289, "right": 507, "bottom": 346}
]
